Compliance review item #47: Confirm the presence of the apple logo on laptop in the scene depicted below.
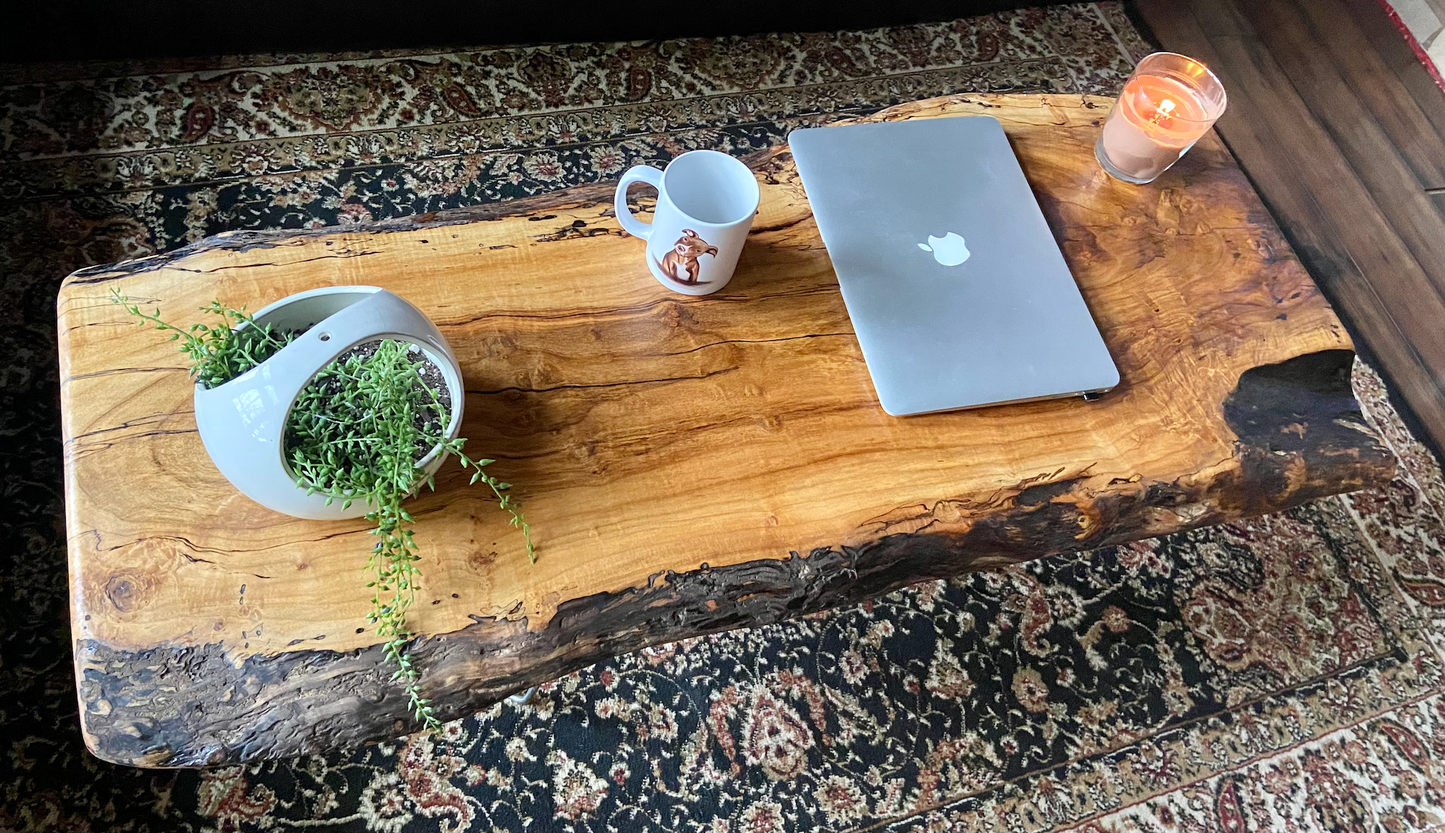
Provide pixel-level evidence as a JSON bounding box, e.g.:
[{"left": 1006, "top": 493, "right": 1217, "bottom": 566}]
[{"left": 917, "top": 232, "right": 971, "bottom": 267}]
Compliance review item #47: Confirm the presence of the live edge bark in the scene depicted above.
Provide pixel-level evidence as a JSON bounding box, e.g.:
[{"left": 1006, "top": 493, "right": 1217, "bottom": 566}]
[{"left": 78, "top": 349, "right": 1393, "bottom": 767}]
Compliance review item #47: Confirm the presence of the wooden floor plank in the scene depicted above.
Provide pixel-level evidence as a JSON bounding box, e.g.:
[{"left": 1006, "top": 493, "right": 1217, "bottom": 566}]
[
  {"left": 1292, "top": 0, "right": 1445, "bottom": 190},
  {"left": 1341, "top": 0, "right": 1445, "bottom": 138},
  {"left": 1134, "top": 0, "right": 1445, "bottom": 458},
  {"left": 1239, "top": 0, "right": 1445, "bottom": 289}
]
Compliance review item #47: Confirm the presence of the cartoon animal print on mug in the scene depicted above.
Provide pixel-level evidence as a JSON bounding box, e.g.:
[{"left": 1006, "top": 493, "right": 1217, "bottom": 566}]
[{"left": 654, "top": 229, "right": 719, "bottom": 286}]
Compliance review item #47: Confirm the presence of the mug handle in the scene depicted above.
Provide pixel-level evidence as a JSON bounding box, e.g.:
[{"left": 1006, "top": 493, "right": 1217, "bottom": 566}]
[{"left": 614, "top": 165, "right": 663, "bottom": 240}]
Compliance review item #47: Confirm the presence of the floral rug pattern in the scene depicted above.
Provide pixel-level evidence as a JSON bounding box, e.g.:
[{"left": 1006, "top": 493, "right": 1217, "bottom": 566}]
[{"left": 3, "top": 4, "right": 1445, "bottom": 831}]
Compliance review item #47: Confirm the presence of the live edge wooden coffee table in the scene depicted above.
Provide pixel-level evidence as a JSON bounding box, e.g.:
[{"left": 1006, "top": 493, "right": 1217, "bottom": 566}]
[{"left": 58, "top": 94, "right": 1396, "bottom": 768}]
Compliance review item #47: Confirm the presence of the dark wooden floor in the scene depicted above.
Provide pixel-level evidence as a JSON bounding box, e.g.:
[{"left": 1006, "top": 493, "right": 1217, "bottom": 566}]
[{"left": 1133, "top": 0, "right": 1445, "bottom": 462}]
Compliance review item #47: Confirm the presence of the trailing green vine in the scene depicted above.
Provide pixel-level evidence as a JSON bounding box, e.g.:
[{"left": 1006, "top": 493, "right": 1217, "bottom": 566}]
[
  {"left": 113, "top": 291, "right": 534, "bottom": 731},
  {"left": 112, "top": 294, "right": 296, "bottom": 387}
]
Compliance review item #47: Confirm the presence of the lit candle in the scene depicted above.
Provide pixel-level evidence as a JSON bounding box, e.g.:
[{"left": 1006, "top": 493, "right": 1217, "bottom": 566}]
[{"left": 1096, "top": 52, "right": 1227, "bottom": 184}]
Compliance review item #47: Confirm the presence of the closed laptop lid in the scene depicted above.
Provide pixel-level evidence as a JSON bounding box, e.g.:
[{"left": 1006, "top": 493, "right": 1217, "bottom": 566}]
[{"left": 788, "top": 116, "right": 1119, "bottom": 415}]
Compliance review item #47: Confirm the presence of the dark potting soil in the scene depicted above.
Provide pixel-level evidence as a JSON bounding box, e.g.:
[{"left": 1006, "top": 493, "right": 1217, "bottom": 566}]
[{"left": 285, "top": 338, "right": 452, "bottom": 464}]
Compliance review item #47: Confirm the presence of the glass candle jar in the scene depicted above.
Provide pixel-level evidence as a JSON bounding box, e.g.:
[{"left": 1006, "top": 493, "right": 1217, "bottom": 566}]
[{"left": 1096, "top": 52, "right": 1227, "bottom": 184}]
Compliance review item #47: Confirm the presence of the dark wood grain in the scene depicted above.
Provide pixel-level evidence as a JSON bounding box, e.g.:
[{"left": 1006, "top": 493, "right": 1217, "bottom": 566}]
[
  {"left": 1341, "top": 0, "right": 1445, "bottom": 140},
  {"left": 1237, "top": 0, "right": 1445, "bottom": 286},
  {"left": 1136, "top": 0, "right": 1445, "bottom": 462},
  {"left": 57, "top": 94, "right": 1395, "bottom": 767},
  {"left": 1291, "top": 0, "right": 1445, "bottom": 190}
]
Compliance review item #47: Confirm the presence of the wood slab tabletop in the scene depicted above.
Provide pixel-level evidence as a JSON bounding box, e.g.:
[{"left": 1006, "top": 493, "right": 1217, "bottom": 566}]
[{"left": 57, "top": 93, "right": 1396, "bottom": 767}]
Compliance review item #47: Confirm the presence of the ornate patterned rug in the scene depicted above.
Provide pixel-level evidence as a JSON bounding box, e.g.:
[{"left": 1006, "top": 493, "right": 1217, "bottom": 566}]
[{"left": 4, "top": 4, "right": 1445, "bottom": 831}]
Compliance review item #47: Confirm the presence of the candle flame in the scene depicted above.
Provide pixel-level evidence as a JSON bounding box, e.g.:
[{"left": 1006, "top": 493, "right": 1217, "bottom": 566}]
[{"left": 1148, "top": 98, "right": 1176, "bottom": 126}]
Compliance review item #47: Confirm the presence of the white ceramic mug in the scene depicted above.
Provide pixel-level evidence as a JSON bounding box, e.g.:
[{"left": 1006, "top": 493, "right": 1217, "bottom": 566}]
[{"left": 613, "top": 150, "right": 761, "bottom": 295}]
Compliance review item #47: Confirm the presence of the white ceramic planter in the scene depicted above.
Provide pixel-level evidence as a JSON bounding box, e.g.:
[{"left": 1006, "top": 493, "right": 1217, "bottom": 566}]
[{"left": 193, "top": 286, "right": 464, "bottom": 520}]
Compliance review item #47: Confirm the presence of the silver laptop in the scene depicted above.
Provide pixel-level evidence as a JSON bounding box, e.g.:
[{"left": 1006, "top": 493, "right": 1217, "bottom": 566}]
[{"left": 788, "top": 116, "right": 1119, "bottom": 416}]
